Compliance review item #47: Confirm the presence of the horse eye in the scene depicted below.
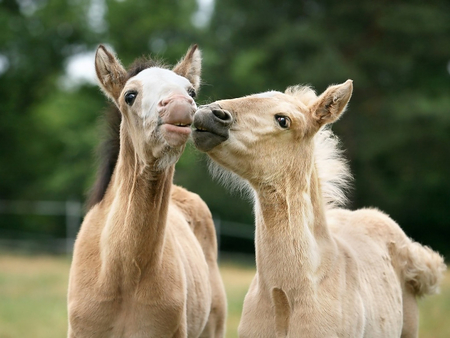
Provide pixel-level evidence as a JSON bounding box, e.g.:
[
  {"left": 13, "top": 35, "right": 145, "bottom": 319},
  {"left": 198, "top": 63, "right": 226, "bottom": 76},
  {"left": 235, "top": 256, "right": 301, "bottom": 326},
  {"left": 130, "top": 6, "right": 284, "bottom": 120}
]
[
  {"left": 275, "top": 115, "right": 290, "bottom": 129},
  {"left": 188, "top": 88, "right": 196, "bottom": 99},
  {"left": 124, "top": 91, "right": 137, "bottom": 106}
]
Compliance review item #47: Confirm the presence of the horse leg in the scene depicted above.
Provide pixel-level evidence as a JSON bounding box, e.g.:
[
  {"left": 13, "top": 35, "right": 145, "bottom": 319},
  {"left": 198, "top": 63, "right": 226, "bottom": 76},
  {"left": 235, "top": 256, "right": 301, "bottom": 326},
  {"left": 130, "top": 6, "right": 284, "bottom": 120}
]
[
  {"left": 400, "top": 288, "right": 419, "bottom": 338},
  {"left": 199, "top": 262, "right": 226, "bottom": 338}
]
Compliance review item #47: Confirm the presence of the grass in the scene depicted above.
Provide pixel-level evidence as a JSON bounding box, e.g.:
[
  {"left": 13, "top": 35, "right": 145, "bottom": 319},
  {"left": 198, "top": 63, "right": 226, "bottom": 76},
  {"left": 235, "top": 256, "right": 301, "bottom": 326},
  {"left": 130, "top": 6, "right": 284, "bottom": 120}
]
[
  {"left": 0, "top": 255, "right": 70, "bottom": 338},
  {"left": 0, "top": 254, "right": 448, "bottom": 337}
]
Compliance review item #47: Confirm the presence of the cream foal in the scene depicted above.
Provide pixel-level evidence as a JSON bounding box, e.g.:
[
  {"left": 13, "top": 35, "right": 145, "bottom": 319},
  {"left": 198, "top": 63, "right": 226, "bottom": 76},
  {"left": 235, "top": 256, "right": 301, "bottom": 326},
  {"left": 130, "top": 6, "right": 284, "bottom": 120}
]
[{"left": 192, "top": 80, "right": 445, "bottom": 337}]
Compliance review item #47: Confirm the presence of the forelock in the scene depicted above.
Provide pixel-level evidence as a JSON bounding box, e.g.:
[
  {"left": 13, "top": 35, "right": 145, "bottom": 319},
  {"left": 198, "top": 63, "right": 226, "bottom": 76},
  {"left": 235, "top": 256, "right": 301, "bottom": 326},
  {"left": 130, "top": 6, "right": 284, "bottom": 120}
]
[
  {"left": 285, "top": 85, "right": 317, "bottom": 106},
  {"left": 252, "top": 91, "right": 281, "bottom": 98},
  {"left": 126, "top": 56, "right": 166, "bottom": 80}
]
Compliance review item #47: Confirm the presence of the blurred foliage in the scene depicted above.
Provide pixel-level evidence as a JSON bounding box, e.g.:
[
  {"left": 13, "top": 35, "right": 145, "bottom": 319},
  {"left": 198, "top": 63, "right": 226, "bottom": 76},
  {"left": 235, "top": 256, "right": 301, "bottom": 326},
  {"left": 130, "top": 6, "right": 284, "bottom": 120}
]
[{"left": 0, "top": 0, "right": 449, "bottom": 256}]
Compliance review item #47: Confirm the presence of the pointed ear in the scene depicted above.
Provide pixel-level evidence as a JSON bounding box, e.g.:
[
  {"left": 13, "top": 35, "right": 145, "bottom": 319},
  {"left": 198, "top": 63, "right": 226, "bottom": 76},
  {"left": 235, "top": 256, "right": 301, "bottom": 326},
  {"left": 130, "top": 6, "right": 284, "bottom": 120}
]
[
  {"left": 172, "top": 44, "right": 202, "bottom": 90},
  {"left": 309, "top": 80, "right": 353, "bottom": 126},
  {"left": 95, "top": 45, "right": 127, "bottom": 103}
]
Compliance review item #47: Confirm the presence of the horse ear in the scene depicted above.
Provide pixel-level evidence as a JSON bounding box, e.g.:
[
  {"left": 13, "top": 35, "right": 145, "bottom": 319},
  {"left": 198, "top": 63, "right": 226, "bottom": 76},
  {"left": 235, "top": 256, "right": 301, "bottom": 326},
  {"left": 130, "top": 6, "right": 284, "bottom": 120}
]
[
  {"left": 172, "top": 45, "right": 202, "bottom": 90},
  {"left": 309, "top": 80, "right": 353, "bottom": 126},
  {"left": 95, "top": 45, "right": 127, "bottom": 103}
]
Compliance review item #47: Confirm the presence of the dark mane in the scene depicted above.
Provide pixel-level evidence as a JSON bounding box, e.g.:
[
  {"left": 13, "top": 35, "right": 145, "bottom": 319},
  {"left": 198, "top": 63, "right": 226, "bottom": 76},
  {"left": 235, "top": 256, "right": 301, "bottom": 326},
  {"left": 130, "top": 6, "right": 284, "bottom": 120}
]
[
  {"left": 86, "top": 56, "right": 167, "bottom": 211},
  {"left": 126, "top": 57, "right": 165, "bottom": 80}
]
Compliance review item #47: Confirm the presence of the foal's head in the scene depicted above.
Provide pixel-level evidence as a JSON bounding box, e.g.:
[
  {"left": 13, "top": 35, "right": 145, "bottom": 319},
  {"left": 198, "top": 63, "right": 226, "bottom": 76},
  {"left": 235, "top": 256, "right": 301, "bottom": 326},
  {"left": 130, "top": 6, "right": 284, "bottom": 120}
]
[
  {"left": 95, "top": 45, "right": 201, "bottom": 168},
  {"left": 192, "top": 80, "right": 353, "bottom": 184}
]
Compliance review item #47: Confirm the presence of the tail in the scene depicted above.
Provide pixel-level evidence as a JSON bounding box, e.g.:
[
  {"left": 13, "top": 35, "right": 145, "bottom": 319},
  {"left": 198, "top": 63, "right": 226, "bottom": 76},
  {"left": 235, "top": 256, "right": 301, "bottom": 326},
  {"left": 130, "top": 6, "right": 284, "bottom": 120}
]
[
  {"left": 85, "top": 106, "right": 122, "bottom": 211},
  {"left": 400, "top": 241, "right": 446, "bottom": 297}
]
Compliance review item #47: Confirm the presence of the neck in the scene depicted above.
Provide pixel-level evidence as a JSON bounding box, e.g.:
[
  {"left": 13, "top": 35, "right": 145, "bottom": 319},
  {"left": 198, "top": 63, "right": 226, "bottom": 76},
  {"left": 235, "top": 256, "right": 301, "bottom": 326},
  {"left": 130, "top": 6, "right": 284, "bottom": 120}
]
[
  {"left": 100, "top": 123, "right": 175, "bottom": 284},
  {"left": 252, "top": 151, "right": 336, "bottom": 290}
]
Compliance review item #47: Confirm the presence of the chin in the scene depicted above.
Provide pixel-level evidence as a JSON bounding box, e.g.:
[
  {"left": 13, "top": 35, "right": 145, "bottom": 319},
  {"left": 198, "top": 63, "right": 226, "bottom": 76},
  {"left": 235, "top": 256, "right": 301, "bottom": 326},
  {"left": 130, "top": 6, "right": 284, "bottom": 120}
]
[{"left": 192, "top": 130, "right": 228, "bottom": 152}]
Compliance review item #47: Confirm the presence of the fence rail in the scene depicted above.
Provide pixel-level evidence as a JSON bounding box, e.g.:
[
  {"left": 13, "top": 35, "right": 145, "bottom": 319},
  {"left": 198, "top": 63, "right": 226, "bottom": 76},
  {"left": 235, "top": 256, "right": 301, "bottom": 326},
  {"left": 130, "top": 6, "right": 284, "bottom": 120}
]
[
  {"left": 0, "top": 199, "right": 253, "bottom": 254},
  {"left": 0, "top": 199, "right": 82, "bottom": 253}
]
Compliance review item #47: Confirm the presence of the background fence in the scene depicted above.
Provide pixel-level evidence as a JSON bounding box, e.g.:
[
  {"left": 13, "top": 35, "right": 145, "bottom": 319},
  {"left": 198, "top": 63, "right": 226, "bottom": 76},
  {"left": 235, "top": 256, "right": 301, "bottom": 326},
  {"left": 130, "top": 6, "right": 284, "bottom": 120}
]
[{"left": 0, "top": 199, "right": 254, "bottom": 255}]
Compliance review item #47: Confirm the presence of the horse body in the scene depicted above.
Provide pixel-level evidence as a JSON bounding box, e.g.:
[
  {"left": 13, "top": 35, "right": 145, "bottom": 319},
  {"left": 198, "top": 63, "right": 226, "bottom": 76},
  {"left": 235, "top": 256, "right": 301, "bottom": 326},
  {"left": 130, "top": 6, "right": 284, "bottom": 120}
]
[
  {"left": 240, "top": 208, "right": 407, "bottom": 338},
  {"left": 192, "top": 81, "right": 444, "bottom": 337},
  {"left": 70, "top": 187, "right": 214, "bottom": 337},
  {"left": 68, "top": 45, "right": 226, "bottom": 338}
]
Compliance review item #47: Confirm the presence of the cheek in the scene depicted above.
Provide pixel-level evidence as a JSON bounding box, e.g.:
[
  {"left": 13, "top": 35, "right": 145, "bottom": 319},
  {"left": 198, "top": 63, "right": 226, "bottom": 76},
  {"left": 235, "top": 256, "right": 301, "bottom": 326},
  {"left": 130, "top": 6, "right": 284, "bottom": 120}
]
[
  {"left": 142, "top": 117, "right": 159, "bottom": 140},
  {"left": 232, "top": 122, "right": 275, "bottom": 149},
  {"left": 209, "top": 142, "right": 242, "bottom": 170}
]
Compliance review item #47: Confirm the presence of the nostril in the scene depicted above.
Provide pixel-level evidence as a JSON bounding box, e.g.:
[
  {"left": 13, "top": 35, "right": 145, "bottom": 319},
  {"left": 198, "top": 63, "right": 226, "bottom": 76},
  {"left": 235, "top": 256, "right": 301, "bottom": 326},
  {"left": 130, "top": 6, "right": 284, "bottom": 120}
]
[
  {"left": 212, "top": 108, "right": 231, "bottom": 121},
  {"left": 159, "top": 98, "right": 170, "bottom": 107}
]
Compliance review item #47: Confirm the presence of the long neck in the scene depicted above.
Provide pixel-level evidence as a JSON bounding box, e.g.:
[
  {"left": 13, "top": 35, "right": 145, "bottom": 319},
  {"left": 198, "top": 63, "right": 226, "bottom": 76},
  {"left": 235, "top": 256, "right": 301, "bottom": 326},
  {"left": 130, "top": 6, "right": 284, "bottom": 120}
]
[
  {"left": 100, "top": 122, "right": 174, "bottom": 284},
  {"left": 253, "top": 150, "right": 336, "bottom": 290}
]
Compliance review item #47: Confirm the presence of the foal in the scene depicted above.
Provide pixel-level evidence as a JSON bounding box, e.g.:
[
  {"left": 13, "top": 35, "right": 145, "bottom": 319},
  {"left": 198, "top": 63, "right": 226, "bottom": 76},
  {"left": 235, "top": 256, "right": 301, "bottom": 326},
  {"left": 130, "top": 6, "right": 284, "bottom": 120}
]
[
  {"left": 68, "top": 45, "right": 226, "bottom": 337},
  {"left": 192, "top": 80, "right": 445, "bottom": 337}
]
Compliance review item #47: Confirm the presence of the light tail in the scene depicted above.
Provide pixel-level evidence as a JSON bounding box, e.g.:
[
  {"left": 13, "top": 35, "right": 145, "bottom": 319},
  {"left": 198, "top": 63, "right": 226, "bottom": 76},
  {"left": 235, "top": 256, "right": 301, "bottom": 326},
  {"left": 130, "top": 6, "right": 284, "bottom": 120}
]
[{"left": 402, "top": 242, "right": 446, "bottom": 297}]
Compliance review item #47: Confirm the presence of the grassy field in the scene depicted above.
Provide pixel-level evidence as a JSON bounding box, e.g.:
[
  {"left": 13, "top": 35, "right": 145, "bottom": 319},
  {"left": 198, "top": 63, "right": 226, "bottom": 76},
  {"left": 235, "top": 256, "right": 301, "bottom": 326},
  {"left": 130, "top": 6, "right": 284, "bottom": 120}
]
[{"left": 0, "top": 254, "right": 448, "bottom": 338}]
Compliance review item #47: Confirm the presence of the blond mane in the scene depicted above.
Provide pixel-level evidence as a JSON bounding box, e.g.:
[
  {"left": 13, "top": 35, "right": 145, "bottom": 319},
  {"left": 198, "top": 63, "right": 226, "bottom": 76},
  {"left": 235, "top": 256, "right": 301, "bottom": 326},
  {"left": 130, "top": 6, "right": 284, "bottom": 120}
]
[
  {"left": 287, "top": 84, "right": 353, "bottom": 209},
  {"left": 314, "top": 127, "right": 352, "bottom": 209}
]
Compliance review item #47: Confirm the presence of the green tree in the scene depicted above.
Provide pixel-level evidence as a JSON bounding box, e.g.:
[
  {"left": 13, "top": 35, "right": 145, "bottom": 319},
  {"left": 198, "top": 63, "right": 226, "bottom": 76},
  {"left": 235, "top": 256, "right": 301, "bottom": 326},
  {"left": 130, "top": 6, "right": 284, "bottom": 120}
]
[
  {"left": 200, "top": 0, "right": 450, "bottom": 255},
  {"left": 1, "top": 0, "right": 449, "bottom": 257},
  {"left": 0, "top": 0, "right": 96, "bottom": 198},
  {"left": 0, "top": 0, "right": 206, "bottom": 240}
]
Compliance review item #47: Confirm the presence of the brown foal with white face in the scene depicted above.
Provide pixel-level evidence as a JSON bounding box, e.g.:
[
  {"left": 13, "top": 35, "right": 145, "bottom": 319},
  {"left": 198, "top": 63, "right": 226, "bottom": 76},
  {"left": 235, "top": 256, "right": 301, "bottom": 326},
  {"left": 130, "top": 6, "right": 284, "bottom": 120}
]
[{"left": 68, "top": 45, "right": 226, "bottom": 338}]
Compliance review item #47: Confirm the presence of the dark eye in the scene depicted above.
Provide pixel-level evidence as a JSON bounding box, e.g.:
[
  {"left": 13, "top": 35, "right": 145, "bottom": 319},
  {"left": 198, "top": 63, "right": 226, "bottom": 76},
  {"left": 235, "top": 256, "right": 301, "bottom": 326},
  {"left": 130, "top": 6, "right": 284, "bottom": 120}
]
[
  {"left": 124, "top": 91, "right": 137, "bottom": 106},
  {"left": 187, "top": 87, "right": 196, "bottom": 99},
  {"left": 275, "top": 115, "right": 290, "bottom": 129}
]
